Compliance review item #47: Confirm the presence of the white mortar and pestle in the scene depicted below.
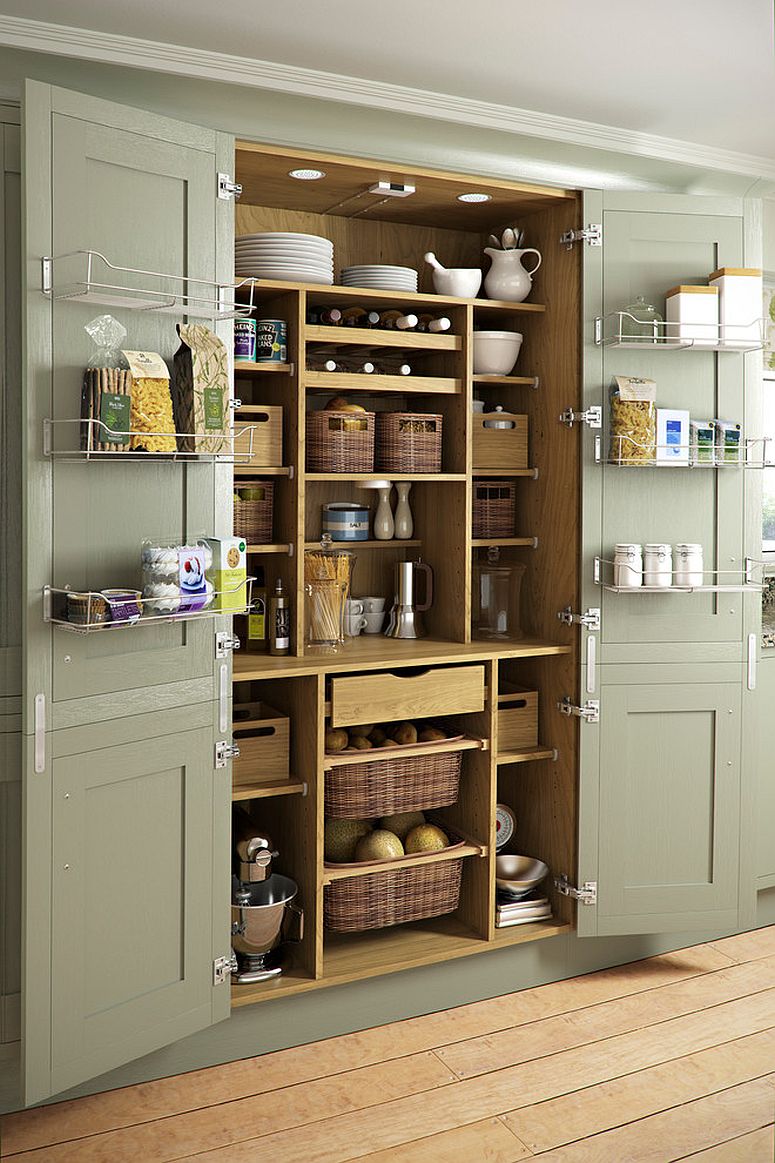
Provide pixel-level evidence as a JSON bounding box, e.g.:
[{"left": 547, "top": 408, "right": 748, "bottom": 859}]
[{"left": 424, "top": 252, "right": 482, "bottom": 298}]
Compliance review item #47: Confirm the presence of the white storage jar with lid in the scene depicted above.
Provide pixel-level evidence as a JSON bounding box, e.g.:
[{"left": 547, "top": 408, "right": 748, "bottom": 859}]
[
  {"left": 708, "top": 268, "right": 762, "bottom": 347},
  {"left": 674, "top": 543, "right": 704, "bottom": 587},
  {"left": 613, "top": 543, "right": 643, "bottom": 588},
  {"left": 665, "top": 285, "right": 718, "bottom": 346},
  {"left": 644, "top": 543, "right": 673, "bottom": 587}
]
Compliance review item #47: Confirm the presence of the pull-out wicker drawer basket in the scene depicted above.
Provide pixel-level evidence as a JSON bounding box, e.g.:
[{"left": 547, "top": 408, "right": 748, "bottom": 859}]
[
  {"left": 325, "top": 748, "right": 463, "bottom": 818},
  {"left": 324, "top": 856, "right": 464, "bottom": 932}
]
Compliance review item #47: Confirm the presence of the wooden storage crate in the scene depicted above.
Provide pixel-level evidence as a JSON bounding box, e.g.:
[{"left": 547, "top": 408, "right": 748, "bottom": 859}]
[
  {"left": 231, "top": 701, "right": 290, "bottom": 790},
  {"left": 472, "top": 412, "right": 528, "bottom": 470},
  {"left": 234, "top": 405, "right": 283, "bottom": 468},
  {"left": 306, "top": 408, "right": 375, "bottom": 473},
  {"left": 498, "top": 685, "right": 538, "bottom": 752},
  {"left": 472, "top": 479, "right": 516, "bottom": 539},
  {"left": 375, "top": 412, "right": 442, "bottom": 473}
]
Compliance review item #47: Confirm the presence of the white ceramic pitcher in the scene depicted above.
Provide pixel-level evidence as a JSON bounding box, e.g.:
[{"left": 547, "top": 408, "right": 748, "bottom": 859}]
[{"left": 484, "top": 246, "right": 542, "bottom": 303}]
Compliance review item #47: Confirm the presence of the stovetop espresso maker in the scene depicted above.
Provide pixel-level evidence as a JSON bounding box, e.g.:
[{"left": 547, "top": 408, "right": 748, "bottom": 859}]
[{"left": 230, "top": 809, "right": 303, "bottom": 984}]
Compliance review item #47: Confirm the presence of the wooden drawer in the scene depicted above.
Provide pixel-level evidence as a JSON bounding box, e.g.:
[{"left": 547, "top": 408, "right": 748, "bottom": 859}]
[
  {"left": 472, "top": 412, "right": 528, "bottom": 470},
  {"left": 234, "top": 405, "right": 283, "bottom": 468},
  {"left": 497, "top": 686, "right": 538, "bottom": 752},
  {"left": 330, "top": 665, "right": 486, "bottom": 727},
  {"left": 232, "top": 701, "right": 289, "bottom": 789}
]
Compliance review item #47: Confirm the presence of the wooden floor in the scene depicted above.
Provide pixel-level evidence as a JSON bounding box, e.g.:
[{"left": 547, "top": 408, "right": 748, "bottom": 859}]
[{"left": 3, "top": 928, "right": 775, "bottom": 1161}]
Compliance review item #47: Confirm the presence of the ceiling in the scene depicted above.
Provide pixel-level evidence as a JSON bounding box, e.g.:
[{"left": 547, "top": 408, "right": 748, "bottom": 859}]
[{"left": 1, "top": 0, "right": 774, "bottom": 161}]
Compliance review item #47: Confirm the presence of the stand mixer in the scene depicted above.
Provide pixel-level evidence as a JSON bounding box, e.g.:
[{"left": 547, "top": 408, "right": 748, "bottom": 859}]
[{"left": 230, "top": 809, "right": 303, "bottom": 984}]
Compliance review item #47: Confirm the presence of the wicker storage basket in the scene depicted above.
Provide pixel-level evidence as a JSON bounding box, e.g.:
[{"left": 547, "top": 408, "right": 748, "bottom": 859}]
[
  {"left": 325, "top": 748, "right": 463, "bottom": 818},
  {"left": 306, "top": 409, "right": 375, "bottom": 473},
  {"left": 375, "top": 412, "right": 442, "bottom": 473},
  {"left": 233, "top": 480, "right": 274, "bottom": 543},
  {"left": 472, "top": 478, "right": 516, "bottom": 539},
  {"left": 324, "top": 856, "right": 464, "bottom": 932}
]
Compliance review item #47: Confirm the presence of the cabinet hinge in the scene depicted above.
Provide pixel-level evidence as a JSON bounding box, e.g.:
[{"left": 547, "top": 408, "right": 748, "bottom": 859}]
[
  {"left": 557, "top": 696, "right": 600, "bottom": 723},
  {"left": 215, "top": 630, "right": 240, "bottom": 659},
  {"left": 560, "top": 224, "right": 602, "bottom": 250},
  {"left": 555, "top": 874, "right": 597, "bottom": 905},
  {"left": 215, "top": 739, "right": 240, "bottom": 769},
  {"left": 557, "top": 605, "right": 601, "bottom": 632},
  {"left": 217, "top": 172, "right": 243, "bottom": 201},
  {"left": 560, "top": 405, "right": 602, "bottom": 429},
  {"left": 213, "top": 954, "right": 236, "bottom": 984}
]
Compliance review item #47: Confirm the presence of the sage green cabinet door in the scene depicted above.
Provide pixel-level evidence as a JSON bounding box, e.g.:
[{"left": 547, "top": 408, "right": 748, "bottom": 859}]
[
  {"left": 1, "top": 117, "right": 20, "bottom": 702},
  {"left": 25, "top": 81, "right": 233, "bottom": 707},
  {"left": 578, "top": 672, "right": 741, "bottom": 937},
  {"left": 40, "top": 728, "right": 225, "bottom": 1098},
  {"left": 582, "top": 193, "right": 759, "bottom": 664}
]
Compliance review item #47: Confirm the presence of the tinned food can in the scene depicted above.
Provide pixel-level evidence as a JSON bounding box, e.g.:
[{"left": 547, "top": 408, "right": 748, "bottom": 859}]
[
  {"left": 234, "top": 319, "right": 257, "bottom": 361},
  {"left": 256, "top": 319, "right": 287, "bottom": 363}
]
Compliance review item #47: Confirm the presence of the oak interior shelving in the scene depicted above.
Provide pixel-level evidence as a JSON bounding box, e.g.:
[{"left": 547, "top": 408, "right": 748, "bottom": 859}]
[{"left": 226, "top": 140, "right": 582, "bottom": 1005}]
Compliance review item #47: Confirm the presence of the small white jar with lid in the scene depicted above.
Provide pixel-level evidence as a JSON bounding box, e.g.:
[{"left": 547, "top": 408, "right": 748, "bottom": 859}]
[
  {"left": 644, "top": 543, "right": 673, "bottom": 587},
  {"left": 674, "top": 543, "right": 704, "bottom": 587},
  {"left": 613, "top": 543, "right": 643, "bottom": 588}
]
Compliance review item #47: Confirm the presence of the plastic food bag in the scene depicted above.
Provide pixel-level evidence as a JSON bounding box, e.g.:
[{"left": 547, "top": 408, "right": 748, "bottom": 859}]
[
  {"left": 81, "top": 315, "right": 132, "bottom": 451},
  {"left": 609, "top": 375, "right": 656, "bottom": 464},
  {"left": 123, "top": 350, "right": 177, "bottom": 453}
]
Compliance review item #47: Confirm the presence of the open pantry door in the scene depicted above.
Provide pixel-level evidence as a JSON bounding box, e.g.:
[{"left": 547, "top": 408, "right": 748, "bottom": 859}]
[
  {"left": 22, "top": 81, "right": 236, "bottom": 1103},
  {"left": 574, "top": 188, "right": 760, "bottom": 937}
]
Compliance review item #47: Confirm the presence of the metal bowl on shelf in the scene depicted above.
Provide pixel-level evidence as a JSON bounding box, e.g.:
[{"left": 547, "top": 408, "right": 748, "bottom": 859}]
[{"left": 495, "top": 854, "right": 548, "bottom": 896}]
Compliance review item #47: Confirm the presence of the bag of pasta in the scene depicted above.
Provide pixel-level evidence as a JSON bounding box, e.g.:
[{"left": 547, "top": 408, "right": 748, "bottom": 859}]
[
  {"left": 122, "top": 350, "right": 177, "bottom": 453},
  {"left": 172, "top": 323, "right": 229, "bottom": 454},
  {"left": 609, "top": 375, "right": 656, "bottom": 465}
]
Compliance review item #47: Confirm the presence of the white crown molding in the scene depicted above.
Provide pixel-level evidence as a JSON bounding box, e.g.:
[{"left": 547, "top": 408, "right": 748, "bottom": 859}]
[{"left": 1, "top": 13, "right": 774, "bottom": 182}]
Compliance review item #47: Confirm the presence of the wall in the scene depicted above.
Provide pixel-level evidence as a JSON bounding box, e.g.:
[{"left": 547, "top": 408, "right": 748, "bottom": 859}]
[{"left": 0, "top": 41, "right": 774, "bottom": 1111}]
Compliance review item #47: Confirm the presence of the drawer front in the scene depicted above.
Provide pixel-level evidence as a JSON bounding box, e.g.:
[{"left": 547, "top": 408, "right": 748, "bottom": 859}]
[{"left": 330, "top": 665, "right": 486, "bottom": 727}]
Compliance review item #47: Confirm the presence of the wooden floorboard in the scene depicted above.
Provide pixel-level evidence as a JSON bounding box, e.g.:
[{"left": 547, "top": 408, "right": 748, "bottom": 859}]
[{"left": 2, "top": 927, "right": 775, "bottom": 1163}]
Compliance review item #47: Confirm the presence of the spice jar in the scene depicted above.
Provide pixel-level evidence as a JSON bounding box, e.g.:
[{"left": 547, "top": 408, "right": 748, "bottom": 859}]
[
  {"left": 613, "top": 544, "right": 643, "bottom": 588},
  {"left": 644, "top": 543, "right": 673, "bottom": 588},
  {"left": 674, "top": 543, "right": 704, "bottom": 588}
]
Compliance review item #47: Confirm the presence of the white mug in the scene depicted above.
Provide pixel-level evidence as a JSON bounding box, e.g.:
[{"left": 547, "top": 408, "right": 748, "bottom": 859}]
[
  {"left": 363, "top": 611, "right": 385, "bottom": 634},
  {"left": 345, "top": 613, "right": 368, "bottom": 637},
  {"left": 361, "top": 596, "right": 385, "bottom": 613},
  {"left": 345, "top": 599, "right": 364, "bottom": 617}
]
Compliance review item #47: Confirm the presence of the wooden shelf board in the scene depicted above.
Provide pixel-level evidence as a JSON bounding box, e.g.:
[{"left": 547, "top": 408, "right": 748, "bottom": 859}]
[
  {"left": 235, "top": 278, "right": 546, "bottom": 314},
  {"left": 306, "top": 324, "right": 461, "bottom": 351},
  {"left": 473, "top": 374, "right": 537, "bottom": 385},
  {"left": 246, "top": 543, "right": 291, "bottom": 554},
  {"left": 231, "top": 778, "right": 306, "bottom": 802},
  {"left": 323, "top": 841, "right": 485, "bottom": 885},
  {"left": 497, "top": 746, "right": 556, "bottom": 765},
  {"left": 233, "top": 636, "right": 572, "bottom": 680},
  {"left": 234, "top": 361, "right": 293, "bottom": 375},
  {"left": 231, "top": 966, "right": 316, "bottom": 1008},
  {"left": 471, "top": 537, "right": 536, "bottom": 548},
  {"left": 304, "top": 372, "right": 460, "bottom": 395},
  {"left": 305, "top": 472, "right": 466, "bottom": 483},
  {"left": 473, "top": 467, "right": 536, "bottom": 477},
  {"left": 489, "top": 920, "right": 571, "bottom": 947},
  {"left": 234, "top": 465, "right": 292, "bottom": 476},
  {"left": 304, "top": 539, "right": 421, "bottom": 551},
  {"left": 324, "top": 735, "right": 482, "bottom": 769}
]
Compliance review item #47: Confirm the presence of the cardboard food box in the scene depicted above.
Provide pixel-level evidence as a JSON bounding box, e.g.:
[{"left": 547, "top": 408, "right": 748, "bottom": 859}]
[{"left": 207, "top": 537, "right": 247, "bottom": 611}]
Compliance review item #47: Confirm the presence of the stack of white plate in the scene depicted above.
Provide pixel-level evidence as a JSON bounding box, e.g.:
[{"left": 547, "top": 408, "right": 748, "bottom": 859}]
[
  {"left": 235, "top": 233, "right": 334, "bottom": 285},
  {"left": 341, "top": 265, "right": 418, "bottom": 292}
]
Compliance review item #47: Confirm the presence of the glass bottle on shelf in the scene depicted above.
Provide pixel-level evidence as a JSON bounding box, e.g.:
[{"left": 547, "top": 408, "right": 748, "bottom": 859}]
[{"left": 618, "top": 295, "right": 663, "bottom": 342}]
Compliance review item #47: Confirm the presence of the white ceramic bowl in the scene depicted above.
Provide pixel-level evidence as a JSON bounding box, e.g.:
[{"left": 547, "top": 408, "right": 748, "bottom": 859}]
[
  {"left": 495, "top": 854, "right": 548, "bottom": 894},
  {"left": 430, "top": 267, "right": 483, "bottom": 298},
  {"left": 472, "top": 330, "right": 523, "bottom": 376}
]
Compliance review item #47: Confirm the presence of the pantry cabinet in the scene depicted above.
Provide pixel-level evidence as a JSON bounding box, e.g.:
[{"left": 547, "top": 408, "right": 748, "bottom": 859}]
[{"left": 10, "top": 79, "right": 765, "bottom": 1105}]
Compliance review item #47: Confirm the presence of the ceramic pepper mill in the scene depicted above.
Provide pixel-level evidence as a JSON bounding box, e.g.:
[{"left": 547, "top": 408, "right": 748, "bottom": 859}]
[
  {"left": 394, "top": 481, "right": 414, "bottom": 539},
  {"left": 373, "top": 483, "right": 395, "bottom": 540}
]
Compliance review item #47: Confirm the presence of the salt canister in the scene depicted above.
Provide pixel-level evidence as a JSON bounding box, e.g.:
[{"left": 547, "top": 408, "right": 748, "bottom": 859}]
[
  {"left": 665, "top": 285, "right": 718, "bottom": 347},
  {"left": 613, "top": 543, "right": 643, "bottom": 588},
  {"left": 234, "top": 319, "right": 257, "bottom": 361},
  {"left": 644, "top": 543, "right": 673, "bottom": 587},
  {"left": 674, "top": 544, "right": 704, "bottom": 588},
  {"left": 708, "top": 268, "right": 762, "bottom": 346}
]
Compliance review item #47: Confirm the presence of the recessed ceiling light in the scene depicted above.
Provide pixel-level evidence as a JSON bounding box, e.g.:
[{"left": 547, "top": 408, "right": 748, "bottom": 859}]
[
  {"left": 457, "top": 192, "right": 491, "bottom": 203},
  {"left": 288, "top": 168, "right": 326, "bottom": 181}
]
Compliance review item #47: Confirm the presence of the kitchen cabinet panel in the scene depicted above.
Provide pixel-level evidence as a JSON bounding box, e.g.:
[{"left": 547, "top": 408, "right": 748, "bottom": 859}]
[
  {"left": 578, "top": 676, "right": 741, "bottom": 937},
  {"left": 0, "top": 119, "right": 20, "bottom": 702},
  {"left": 755, "top": 656, "right": 775, "bottom": 887}
]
